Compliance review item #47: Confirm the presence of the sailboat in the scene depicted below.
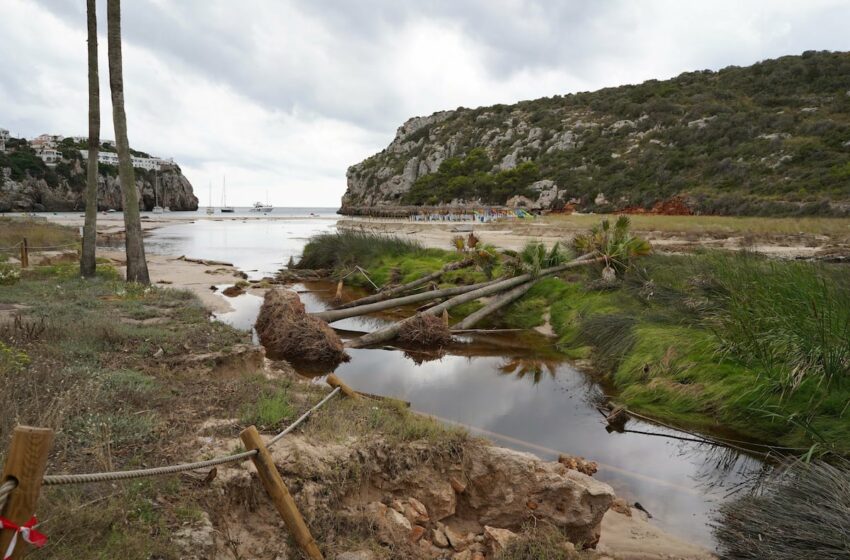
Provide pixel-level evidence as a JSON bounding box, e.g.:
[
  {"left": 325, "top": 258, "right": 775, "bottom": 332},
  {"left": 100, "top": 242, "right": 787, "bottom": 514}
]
[
  {"left": 250, "top": 190, "right": 273, "bottom": 212},
  {"left": 152, "top": 172, "right": 164, "bottom": 214},
  {"left": 206, "top": 181, "right": 214, "bottom": 215},
  {"left": 220, "top": 176, "right": 234, "bottom": 213}
]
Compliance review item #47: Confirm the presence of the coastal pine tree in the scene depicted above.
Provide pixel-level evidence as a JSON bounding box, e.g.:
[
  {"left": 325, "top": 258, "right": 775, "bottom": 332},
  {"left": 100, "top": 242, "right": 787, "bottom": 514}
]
[
  {"left": 107, "top": 0, "right": 150, "bottom": 284},
  {"left": 80, "top": 0, "right": 99, "bottom": 277}
]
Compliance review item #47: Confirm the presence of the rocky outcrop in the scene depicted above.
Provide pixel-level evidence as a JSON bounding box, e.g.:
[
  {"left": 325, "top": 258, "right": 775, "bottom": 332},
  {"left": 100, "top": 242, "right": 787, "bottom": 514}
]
[
  {"left": 341, "top": 51, "right": 850, "bottom": 217},
  {"left": 0, "top": 163, "right": 198, "bottom": 212},
  {"left": 248, "top": 436, "right": 614, "bottom": 550}
]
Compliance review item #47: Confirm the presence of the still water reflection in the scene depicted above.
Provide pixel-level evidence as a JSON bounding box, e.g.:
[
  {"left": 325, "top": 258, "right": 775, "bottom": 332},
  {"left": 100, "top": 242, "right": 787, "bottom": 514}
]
[{"left": 145, "top": 218, "right": 767, "bottom": 550}]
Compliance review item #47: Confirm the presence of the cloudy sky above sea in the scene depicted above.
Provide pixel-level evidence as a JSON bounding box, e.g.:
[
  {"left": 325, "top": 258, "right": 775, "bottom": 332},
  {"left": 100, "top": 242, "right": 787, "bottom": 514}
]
[{"left": 2, "top": 0, "right": 849, "bottom": 207}]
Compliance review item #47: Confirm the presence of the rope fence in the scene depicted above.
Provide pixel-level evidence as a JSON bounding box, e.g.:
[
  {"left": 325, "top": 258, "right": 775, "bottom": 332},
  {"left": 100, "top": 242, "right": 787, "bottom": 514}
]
[{"left": 0, "top": 381, "right": 351, "bottom": 559}]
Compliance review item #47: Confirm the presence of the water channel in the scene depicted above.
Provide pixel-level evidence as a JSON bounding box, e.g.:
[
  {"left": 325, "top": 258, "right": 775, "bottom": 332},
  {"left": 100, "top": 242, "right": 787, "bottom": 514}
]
[{"left": 143, "top": 213, "right": 769, "bottom": 550}]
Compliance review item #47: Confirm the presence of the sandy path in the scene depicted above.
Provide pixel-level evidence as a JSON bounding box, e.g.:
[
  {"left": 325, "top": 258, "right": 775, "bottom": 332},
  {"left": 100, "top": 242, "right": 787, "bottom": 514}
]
[{"left": 98, "top": 248, "right": 244, "bottom": 312}]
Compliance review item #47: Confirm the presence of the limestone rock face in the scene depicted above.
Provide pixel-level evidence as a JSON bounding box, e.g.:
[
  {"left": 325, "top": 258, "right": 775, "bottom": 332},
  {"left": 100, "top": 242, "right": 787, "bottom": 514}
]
[
  {"left": 460, "top": 444, "right": 614, "bottom": 544},
  {"left": 340, "top": 105, "right": 585, "bottom": 215},
  {"left": 0, "top": 165, "right": 198, "bottom": 212},
  {"left": 267, "top": 436, "right": 614, "bottom": 548}
]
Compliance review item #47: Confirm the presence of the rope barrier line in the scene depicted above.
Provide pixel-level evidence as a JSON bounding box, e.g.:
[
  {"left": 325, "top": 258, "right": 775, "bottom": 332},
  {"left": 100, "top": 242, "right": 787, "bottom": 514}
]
[
  {"left": 0, "top": 479, "right": 16, "bottom": 513},
  {"left": 23, "top": 242, "right": 80, "bottom": 251},
  {"left": 36, "top": 387, "right": 341, "bottom": 487},
  {"left": 268, "top": 387, "right": 341, "bottom": 448},
  {"left": 621, "top": 407, "right": 809, "bottom": 452},
  {"left": 42, "top": 450, "right": 258, "bottom": 486}
]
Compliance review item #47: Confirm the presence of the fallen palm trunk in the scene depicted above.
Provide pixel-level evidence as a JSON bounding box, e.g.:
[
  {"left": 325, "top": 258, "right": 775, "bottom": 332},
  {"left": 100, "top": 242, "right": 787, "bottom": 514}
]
[
  {"left": 313, "top": 277, "right": 501, "bottom": 324},
  {"left": 347, "top": 255, "right": 605, "bottom": 348},
  {"left": 451, "top": 280, "right": 536, "bottom": 331},
  {"left": 333, "top": 258, "right": 474, "bottom": 310}
]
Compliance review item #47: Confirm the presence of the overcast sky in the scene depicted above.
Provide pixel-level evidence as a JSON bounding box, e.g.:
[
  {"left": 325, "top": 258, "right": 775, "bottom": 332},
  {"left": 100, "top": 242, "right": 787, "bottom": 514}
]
[{"left": 2, "top": 0, "right": 849, "bottom": 207}]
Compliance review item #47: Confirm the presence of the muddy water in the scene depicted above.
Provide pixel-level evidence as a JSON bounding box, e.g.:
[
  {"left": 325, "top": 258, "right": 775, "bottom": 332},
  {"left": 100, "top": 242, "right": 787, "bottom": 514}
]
[{"left": 144, "top": 218, "right": 767, "bottom": 550}]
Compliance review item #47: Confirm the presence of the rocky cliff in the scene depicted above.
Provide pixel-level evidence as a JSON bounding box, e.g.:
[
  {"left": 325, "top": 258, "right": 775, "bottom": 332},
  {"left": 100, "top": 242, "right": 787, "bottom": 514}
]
[
  {"left": 343, "top": 50, "right": 850, "bottom": 216},
  {"left": 0, "top": 144, "right": 198, "bottom": 212}
]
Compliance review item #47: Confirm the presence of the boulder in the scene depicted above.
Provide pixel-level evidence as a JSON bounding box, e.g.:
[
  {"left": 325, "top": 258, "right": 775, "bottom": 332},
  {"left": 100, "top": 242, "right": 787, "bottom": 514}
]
[
  {"left": 432, "top": 527, "right": 450, "bottom": 548},
  {"left": 483, "top": 526, "right": 518, "bottom": 557},
  {"left": 364, "top": 502, "right": 412, "bottom": 545},
  {"left": 460, "top": 445, "right": 615, "bottom": 546}
]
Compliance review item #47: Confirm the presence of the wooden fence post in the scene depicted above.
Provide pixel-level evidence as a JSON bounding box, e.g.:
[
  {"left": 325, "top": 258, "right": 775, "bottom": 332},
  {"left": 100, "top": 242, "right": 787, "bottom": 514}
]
[
  {"left": 239, "top": 426, "right": 323, "bottom": 560},
  {"left": 326, "top": 374, "right": 360, "bottom": 400},
  {"left": 0, "top": 426, "right": 54, "bottom": 559},
  {"left": 19, "top": 239, "right": 28, "bottom": 269}
]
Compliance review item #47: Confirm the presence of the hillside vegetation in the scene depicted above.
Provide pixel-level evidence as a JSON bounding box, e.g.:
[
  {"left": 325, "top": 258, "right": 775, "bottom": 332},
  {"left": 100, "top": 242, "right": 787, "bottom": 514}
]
[{"left": 343, "top": 50, "right": 850, "bottom": 216}]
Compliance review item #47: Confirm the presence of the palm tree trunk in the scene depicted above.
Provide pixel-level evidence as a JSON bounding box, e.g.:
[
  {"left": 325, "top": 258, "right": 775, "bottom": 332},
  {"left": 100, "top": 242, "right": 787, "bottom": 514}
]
[
  {"left": 451, "top": 280, "right": 535, "bottom": 331},
  {"left": 107, "top": 0, "right": 149, "bottom": 284},
  {"left": 332, "top": 258, "right": 474, "bottom": 310},
  {"left": 346, "top": 256, "right": 605, "bottom": 348},
  {"left": 80, "top": 0, "right": 99, "bottom": 278},
  {"left": 312, "top": 280, "right": 494, "bottom": 324}
]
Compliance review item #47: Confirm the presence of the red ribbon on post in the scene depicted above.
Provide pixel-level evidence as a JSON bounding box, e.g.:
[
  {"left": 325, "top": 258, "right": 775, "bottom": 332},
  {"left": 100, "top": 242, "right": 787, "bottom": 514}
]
[{"left": 0, "top": 516, "right": 47, "bottom": 559}]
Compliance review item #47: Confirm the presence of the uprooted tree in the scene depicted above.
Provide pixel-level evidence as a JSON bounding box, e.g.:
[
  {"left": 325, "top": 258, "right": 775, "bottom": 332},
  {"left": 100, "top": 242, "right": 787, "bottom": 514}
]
[{"left": 261, "top": 220, "right": 651, "bottom": 355}]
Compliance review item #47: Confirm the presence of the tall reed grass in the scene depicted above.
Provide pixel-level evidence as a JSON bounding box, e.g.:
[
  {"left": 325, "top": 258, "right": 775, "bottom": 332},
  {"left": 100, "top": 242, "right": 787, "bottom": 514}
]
[
  {"left": 702, "top": 253, "right": 850, "bottom": 392},
  {"left": 296, "top": 231, "right": 423, "bottom": 270},
  {"left": 714, "top": 459, "right": 850, "bottom": 559}
]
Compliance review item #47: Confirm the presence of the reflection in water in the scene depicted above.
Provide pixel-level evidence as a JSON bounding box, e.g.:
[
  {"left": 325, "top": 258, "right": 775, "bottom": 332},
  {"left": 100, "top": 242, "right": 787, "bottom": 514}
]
[
  {"left": 330, "top": 347, "right": 767, "bottom": 549},
  {"left": 144, "top": 217, "right": 338, "bottom": 280},
  {"left": 497, "top": 357, "right": 559, "bottom": 384},
  {"left": 143, "top": 219, "right": 770, "bottom": 551}
]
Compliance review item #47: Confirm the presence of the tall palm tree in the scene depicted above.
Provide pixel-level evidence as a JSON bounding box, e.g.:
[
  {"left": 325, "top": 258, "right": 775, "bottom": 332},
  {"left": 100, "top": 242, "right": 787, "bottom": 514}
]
[
  {"left": 107, "top": 0, "right": 149, "bottom": 284},
  {"left": 80, "top": 0, "right": 99, "bottom": 278}
]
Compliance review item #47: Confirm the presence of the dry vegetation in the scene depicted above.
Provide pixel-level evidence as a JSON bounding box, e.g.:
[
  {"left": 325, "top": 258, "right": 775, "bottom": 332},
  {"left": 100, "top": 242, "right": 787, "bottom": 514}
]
[
  {"left": 540, "top": 213, "right": 850, "bottom": 239},
  {"left": 0, "top": 217, "right": 80, "bottom": 250}
]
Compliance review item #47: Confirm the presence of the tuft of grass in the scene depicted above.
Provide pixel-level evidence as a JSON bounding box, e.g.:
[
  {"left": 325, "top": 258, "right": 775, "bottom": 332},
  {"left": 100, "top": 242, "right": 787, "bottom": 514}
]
[
  {"left": 714, "top": 459, "right": 850, "bottom": 560},
  {"left": 496, "top": 523, "right": 589, "bottom": 559},
  {"left": 241, "top": 386, "right": 294, "bottom": 428},
  {"left": 297, "top": 231, "right": 424, "bottom": 270}
]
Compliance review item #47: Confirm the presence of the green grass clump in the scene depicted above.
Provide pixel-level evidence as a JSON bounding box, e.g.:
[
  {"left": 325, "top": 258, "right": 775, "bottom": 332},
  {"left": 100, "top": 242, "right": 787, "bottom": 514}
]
[
  {"left": 242, "top": 386, "right": 294, "bottom": 428},
  {"left": 297, "top": 231, "right": 424, "bottom": 270}
]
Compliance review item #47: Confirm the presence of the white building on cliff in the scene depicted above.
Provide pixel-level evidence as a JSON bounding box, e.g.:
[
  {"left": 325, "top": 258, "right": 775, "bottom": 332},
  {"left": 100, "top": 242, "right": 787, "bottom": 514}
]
[
  {"left": 79, "top": 150, "right": 174, "bottom": 171},
  {"left": 0, "top": 128, "right": 9, "bottom": 153}
]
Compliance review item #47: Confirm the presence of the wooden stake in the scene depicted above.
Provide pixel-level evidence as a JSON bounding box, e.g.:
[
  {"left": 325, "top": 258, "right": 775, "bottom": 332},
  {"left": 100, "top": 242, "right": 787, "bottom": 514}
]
[
  {"left": 334, "top": 280, "right": 343, "bottom": 300},
  {"left": 441, "top": 309, "right": 449, "bottom": 327},
  {"left": 19, "top": 239, "right": 28, "bottom": 269},
  {"left": 0, "top": 426, "right": 54, "bottom": 559},
  {"left": 239, "top": 426, "right": 323, "bottom": 560},
  {"left": 326, "top": 374, "right": 360, "bottom": 400}
]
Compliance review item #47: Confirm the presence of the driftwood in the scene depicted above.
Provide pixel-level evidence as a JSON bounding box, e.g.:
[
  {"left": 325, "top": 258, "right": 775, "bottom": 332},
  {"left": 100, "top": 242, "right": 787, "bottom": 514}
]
[
  {"left": 333, "top": 258, "right": 474, "bottom": 310},
  {"left": 176, "top": 255, "right": 234, "bottom": 267},
  {"left": 312, "top": 278, "right": 501, "bottom": 324},
  {"left": 346, "top": 255, "right": 605, "bottom": 348},
  {"left": 451, "top": 281, "right": 535, "bottom": 331}
]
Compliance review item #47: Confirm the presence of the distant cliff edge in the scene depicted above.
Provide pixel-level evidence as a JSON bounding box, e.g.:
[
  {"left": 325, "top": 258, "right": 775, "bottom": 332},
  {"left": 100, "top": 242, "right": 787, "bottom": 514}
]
[
  {"left": 0, "top": 136, "right": 198, "bottom": 212},
  {"left": 342, "top": 50, "right": 850, "bottom": 217}
]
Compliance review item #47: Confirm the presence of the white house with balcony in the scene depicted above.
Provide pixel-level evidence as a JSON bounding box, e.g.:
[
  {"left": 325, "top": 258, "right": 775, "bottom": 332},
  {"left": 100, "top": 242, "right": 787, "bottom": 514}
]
[
  {"left": 79, "top": 149, "right": 173, "bottom": 171},
  {"left": 38, "top": 148, "right": 61, "bottom": 166},
  {"left": 0, "top": 128, "right": 9, "bottom": 152}
]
